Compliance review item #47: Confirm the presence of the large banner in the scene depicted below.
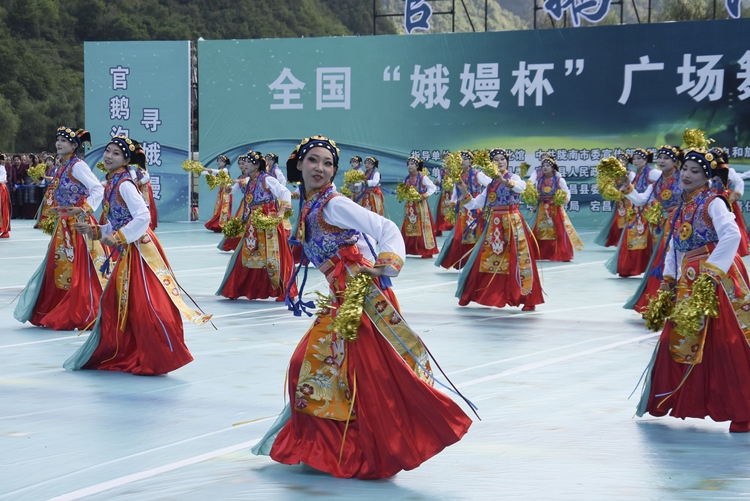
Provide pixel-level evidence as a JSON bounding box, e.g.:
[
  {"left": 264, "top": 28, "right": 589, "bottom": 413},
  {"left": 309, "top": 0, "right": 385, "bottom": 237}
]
[
  {"left": 198, "top": 19, "right": 750, "bottom": 227},
  {"left": 85, "top": 41, "right": 191, "bottom": 222}
]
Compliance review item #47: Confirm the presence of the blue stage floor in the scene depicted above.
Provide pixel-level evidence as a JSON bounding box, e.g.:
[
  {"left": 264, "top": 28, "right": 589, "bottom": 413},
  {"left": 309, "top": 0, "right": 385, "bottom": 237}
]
[{"left": 2, "top": 222, "right": 750, "bottom": 500}]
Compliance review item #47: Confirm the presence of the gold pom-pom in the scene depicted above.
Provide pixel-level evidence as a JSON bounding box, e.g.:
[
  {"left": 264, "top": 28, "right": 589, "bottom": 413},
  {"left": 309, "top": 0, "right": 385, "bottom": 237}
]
[
  {"left": 221, "top": 216, "right": 244, "bottom": 238},
  {"left": 396, "top": 182, "right": 422, "bottom": 202},
  {"left": 181, "top": 159, "right": 205, "bottom": 175},
  {"left": 521, "top": 181, "right": 539, "bottom": 205},
  {"left": 250, "top": 207, "right": 282, "bottom": 231},
  {"left": 670, "top": 274, "right": 719, "bottom": 339},
  {"left": 596, "top": 157, "right": 628, "bottom": 202},
  {"left": 600, "top": 181, "right": 623, "bottom": 202},
  {"left": 642, "top": 201, "right": 663, "bottom": 226},
  {"left": 683, "top": 128, "right": 713, "bottom": 150},
  {"left": 330, "top": 272, "right": 373, "bottom": 342},
  {"left": 596, "top": 156, "right": 628, "bottom": 180},
  {"left": 625, "top": 206, "right": 635, "bottom": 222},
  {"left": 283, "top": 208, "right": 294, "bottom": 220},
  {"left": 519, "top": 162, "right": 530, "bottom": 178},
  {"left": 441, "top": 175, "right": 454, "bottom": 194},
  {"left": 643, "top": 289, "right": 674, "bottom": 331},
  {"left": 339, "top": 185, "right": 353, "bottom": 198},
  {"left": 474, "top": 150, "right": 496, "bottom": 178},
  {"left": 444, "top": 152, "right": 463, "bottom": 183},
  {"left": 28, "top": 164, "right": 47, "bottom": 181},
  {"left": 551, "top": 189, "right": 567, "bottom": 207},
  {"left": 95, "top": 162, "right": 108, "bottom": 173},
  {"left": 39, "top": 216, "right": 57, "bottom": 235},
  {"left": 205, "top": 170, "right": 232, "bottom": 190},
  {"left": 343, "top": 169, "right": 366, "bottom": 185}
]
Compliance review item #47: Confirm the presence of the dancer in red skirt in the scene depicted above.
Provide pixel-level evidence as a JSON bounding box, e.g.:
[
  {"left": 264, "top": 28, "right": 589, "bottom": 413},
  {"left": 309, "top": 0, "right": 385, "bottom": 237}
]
[
  {"left": 594, "top": 152, "right": 634, "bottom": 247},
  {"left": 400, "top": 156, "right": 438, "bottom": 258},
  {"left": 434, "top": 151, "right": 455, "bottom": 236},
  {"left": 204, "top": 154, "right": 233, "bottom": 232},
  {"left": 605, "top": 149, "right": 661, "bottom": 277},
  {"left": 712, "top": 147, "right": 749, "bottom": 257},
  {"left": 252, "top": 135, "right": 472, "bottom": 479},
  {"left": 14, "top": 127, "right": 106, "bottom": 330},
  {"left": 456, "top": 148, "right": 543, "bottom": 310},
  {"left": 637, "top": 148, "right": 750, "bottom": 433},
  {"left": 622, "top": 145, "right": 684, "bottom": 313},
  {"left": 529, "top": 157, "right": 583, "bottom": 262},
  {"left": 0, "top": 154, "right": 10, "bottom": 238},
  {"left": 216, "top": 151, "right": 295, "bottom": 301},
  {"left": 65, "top": 135, "right": 210, "bottom": 375},
  {"left": 435, "top": 150, "right": 491, "bottom": 270}
]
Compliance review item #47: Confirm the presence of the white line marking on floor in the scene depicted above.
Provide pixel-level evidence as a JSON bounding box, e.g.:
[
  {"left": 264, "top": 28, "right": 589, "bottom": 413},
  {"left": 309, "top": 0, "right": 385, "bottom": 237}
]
[
  {"left": 46, "top": 438, "right": 262, "bottom": 501},
  {"left": 0, "top": 335, "right": 89, "bottom": 350},
  {"left": 458, "top": 332, "right": 659, "bottom": 388}
]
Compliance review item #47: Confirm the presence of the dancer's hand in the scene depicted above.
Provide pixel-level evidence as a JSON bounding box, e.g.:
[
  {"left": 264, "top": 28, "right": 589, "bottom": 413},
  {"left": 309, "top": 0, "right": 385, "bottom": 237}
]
[
  {"left": 101, "top": 234, "right": 117, "bottom": 247},
  {"left": 356, "top": 265, "right": 387, "bottom": 278},
  {"left": 72, "top": 222, "right": 92, "bottom": 237}
]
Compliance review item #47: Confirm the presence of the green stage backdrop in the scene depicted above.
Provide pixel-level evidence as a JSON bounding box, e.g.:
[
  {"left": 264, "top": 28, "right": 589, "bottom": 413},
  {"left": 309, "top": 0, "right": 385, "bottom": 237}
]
[
  {"left": 197, "top": 19, "right": 750, "bottom": 228},
  {"left": 85, "top": 41, "right": 192, "bottom": 222}
]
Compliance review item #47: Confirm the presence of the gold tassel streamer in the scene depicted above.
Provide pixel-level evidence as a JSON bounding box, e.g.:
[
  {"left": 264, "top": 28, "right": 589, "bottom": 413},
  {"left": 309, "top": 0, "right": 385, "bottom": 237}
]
[
  {"left": 642, "top": 201, "right": 663, "bottom": 225},
  {"left": 551, "top": 189, "right": 567, "bottom": 207},
  {"left": 283, "top": 208, "right": 294, "bottom": 220},
  {"left": 670, "top": 274, "right": 719, "bottom": 339},
  {"left": 643, "top": 290, "right": 674, "bottom": 332},
  {"left": 250, "top": 207, "right": 282, "bottom": 231},
  {"left": 339, "top": 185, "right": 353, "bottom": 198},
  {"left": 39, "top": 216, "right": 57, "bottom": 235},
  {"left": 445, "top": 208, "right": 457, "bottom": 225},
  {"left": 181, "top": 159, "right": 205, "bottom": 175},
  {"left": 330, "top": 273, "right": 373, "bottom": 342},
  {"left": 521, "top": 181, "right": 539, "bottom": 205},
  {"left": 395, "top": 182, "right": 422, "bottom": 202},
  {"left": 95, "top": 162, "right": 108, "bottom": 173},
  {"left": 221, "top": 217, "right": 244, "bottom": 238},
  {"left": 519, "top": 162, "right": 530, "bottom": 178}
]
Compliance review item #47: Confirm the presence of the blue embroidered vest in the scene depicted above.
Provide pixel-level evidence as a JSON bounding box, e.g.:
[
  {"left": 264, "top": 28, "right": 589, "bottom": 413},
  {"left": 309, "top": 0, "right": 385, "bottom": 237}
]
[
  {"left": 364, "top": 168, "right": 380, "bottom": 191},
  {"left": 243, "top": 172, "right": 275, "bottom": 215},
  {"left": 652, "top": 169, "right": 682, "bottom": 212},
  {"left": 486, "top": 174, "right": 521, "bottom": 207},
  {"left": 672, "top": 187, "right": 721, "bottom": 253},
  {"left": 634, "top": 165, "right": 654, "bottom": 194},
  {"left": 462, "top": 168, "right": 483, "bottom": 197},
  {"left": 536, "top": 173, "right": 560, "bottom": 203},
  {"left": 300, "top": 185, "right": 359, "bottom": 267},
  {"left": 101, "top": 168, "right": 137, "bottom": 231},
  {"left": 404, "top": 173, "right": 427, "bottom": 194},
  {"left": 53, "top": 156, "right": 89, "bottom": 207}
]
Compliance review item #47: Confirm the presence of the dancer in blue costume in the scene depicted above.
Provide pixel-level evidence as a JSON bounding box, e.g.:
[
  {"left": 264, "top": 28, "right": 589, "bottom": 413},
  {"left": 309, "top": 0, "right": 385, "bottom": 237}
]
[{"left": 252, "top": 135, "right": 472, "bottom": 479}]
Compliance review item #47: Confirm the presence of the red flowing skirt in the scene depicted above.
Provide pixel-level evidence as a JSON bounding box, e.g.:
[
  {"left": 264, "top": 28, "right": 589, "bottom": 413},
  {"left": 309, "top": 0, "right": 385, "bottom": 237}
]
[
  {"left": 617, "top": 218, "right": 653, "bottom": 277},
  {"left": 205, "top": 190, "right": 232, "bottom": 232},
  {"left": 533, "top": 204, "right": 574, "bottom": 262},
  {"left": 82, "top": 243, "right": 192, "bottom": 375},
  {"left": 146, "top": 183, "right": 158, "bottom": 231},
  {"left": 0, "top": 183, "right": 10, "bottom": 236},
  {"left": 643, "top": 287, "right": 750, "bottom": 422},
  {"left": 439, "top": 211, "right": 483, "bottom": 270},
  {"left": 604, "top": 200, "right": 628, "bottom": 247},
  {"left": 401, "top": 201, "right": 438, "bottom": 258},
  {"left": 459, "top": 212, "right": 544, "bottom": 309},
  {"left": 732, "top": 201, "right": 749, "bottom": 257},
  {"left": 434, "top": 190, "right": 454, "bottom": 236},
  {"left": 271, "top": 273, "right": 471, "bottom": 479},
  {"left": 218, "top": 223, "right": 296, "bottom": 301},
  {"left": 30, "top": 219, "right": 102, "bottom": 330}
]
